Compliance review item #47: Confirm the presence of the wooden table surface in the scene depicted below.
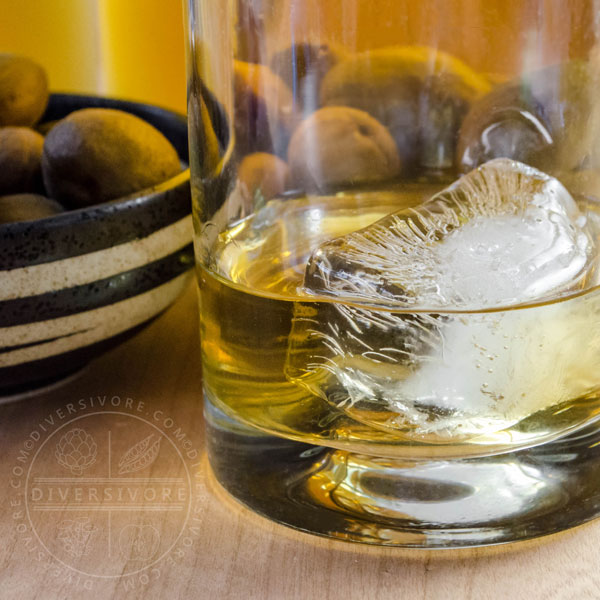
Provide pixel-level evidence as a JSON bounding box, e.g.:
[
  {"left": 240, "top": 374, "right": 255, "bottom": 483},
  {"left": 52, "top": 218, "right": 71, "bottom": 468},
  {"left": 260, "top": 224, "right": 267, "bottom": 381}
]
[{"left": 2, "top": 281, "right": 599, "bottom": 600}]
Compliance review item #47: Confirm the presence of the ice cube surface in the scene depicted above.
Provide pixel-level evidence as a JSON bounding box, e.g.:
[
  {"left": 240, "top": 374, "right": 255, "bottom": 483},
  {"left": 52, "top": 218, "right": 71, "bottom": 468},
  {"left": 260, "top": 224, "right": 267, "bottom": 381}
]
[
  {"left": 303, "top": 158, "right": 592, "bottom": 309},
  {"left": 286, "top": 159, "right": 598, "bottom": 439}
]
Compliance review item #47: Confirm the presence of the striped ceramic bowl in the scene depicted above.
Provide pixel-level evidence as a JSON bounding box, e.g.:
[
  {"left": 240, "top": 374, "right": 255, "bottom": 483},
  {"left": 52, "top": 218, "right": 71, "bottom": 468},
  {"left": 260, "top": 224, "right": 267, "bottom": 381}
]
[{"left": 0, "top": 94, "right": 193, "bottom": 395}]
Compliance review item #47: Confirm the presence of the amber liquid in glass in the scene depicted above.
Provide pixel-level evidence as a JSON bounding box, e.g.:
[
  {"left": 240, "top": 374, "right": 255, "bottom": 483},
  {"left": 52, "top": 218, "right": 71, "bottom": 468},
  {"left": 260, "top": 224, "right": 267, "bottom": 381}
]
[{"left": 198, "top": 187, "right": 600, "bottom": 460}]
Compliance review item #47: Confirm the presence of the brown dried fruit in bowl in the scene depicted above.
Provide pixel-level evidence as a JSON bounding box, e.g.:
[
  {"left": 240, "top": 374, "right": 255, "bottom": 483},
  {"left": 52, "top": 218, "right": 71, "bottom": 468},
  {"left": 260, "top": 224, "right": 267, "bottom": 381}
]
[
  {"left": 287, "top": 106, "right": 400, "bottom": 191},
  {"left": 0, "top": 127, "right": 44, "bottom": 195},
  {"left": 320, "top": 46, "right": 490, "bottom": 174},
  {"left": 233, "top": 60, "right": 295, "bottom": 158},
  {"left": 0, "top": 193, "right": 64, "bottom": 224},
  {"left": 0, "top": 54, "right": 49, "bottom": 127},
  {"left": 457, "top": 60, "right": 600, "bottom": 174},
  {"left": 41, "top": 108, "right": 182, "bottom": 208},
  {"left": 270, "top": 43, "right": 344, "bottom": 115},
  {"left": 238, "top": 152, "right": 289, "bottom": 204}
]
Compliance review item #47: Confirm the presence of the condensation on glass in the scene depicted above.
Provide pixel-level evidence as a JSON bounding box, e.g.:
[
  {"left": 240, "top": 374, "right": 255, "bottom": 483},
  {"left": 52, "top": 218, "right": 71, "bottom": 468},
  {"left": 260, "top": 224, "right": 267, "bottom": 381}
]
[{"left": 185, "top": 0, "right": 600, "bottom": 547}]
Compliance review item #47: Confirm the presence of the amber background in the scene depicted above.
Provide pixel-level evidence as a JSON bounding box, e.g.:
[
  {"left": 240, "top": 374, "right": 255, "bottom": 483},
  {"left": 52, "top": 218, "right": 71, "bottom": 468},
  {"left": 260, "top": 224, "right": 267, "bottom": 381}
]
[
  {"left": 99, "top": 0, "right": 187, "bottom": 112},
  {"left": 0, "top": 1, "right": 596, "bottom": 114},
  {"left": 0, "top": 0, "right": 103, "bottom": 95},
  {"left": 0, "top": 0, "right": 186, "bottom": 112}
]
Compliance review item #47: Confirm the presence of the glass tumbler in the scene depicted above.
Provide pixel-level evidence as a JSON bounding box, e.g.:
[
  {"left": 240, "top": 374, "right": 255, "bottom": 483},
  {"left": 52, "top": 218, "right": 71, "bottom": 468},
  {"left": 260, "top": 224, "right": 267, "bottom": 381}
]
[{"left": 185, "top": 0, "right": 600, "bottom": 547}]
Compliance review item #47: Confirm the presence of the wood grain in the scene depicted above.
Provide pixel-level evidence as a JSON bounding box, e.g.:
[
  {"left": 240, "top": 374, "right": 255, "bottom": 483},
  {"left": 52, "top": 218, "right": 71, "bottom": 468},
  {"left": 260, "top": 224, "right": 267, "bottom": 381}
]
[{"left": 1, "top": 281, "right": 599, "bottom": 600}]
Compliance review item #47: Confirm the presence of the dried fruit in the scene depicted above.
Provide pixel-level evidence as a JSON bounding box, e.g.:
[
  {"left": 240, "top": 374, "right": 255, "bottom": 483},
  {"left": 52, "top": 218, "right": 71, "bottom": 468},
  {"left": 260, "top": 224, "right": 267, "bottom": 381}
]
[
  {"left": 0, "top": 193, "right": 64, "bottom": 224},
  {"left": 0, "top": 54, "right": 49, "bottom": 127},
  {"left": 457, "top": 60, "right": 600, "bottom": 174},
  {"left": 238, "top": 152, "right": 289, "bottom": 206},
  {"left": 320, "top": 46, "right": 490, "bottom": 173},
  {"left": 288, "top": 106, "right": 400, "bottom": 190},
  {"left": 270, "top": 42, "right": 344, "bottom": 115},
  {"left": 0, "top": 127, "right": 44, "bottom": 195},
  {"left": 233, "top": 60, "right": 295, "bottom": 157},
  {"left": 41, "top": 108, "right": 182, "bottom": 208}
]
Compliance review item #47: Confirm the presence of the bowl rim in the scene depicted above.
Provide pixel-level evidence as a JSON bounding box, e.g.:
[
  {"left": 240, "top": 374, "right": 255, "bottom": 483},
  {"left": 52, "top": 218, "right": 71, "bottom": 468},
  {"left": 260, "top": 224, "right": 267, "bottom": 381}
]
[{"left": 0, "top": 168, "right": 190, "bottom": 235}]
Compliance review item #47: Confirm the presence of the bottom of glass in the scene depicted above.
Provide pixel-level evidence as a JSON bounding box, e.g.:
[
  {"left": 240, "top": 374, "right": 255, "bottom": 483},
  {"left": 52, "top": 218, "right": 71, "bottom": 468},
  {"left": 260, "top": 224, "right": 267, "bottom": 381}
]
[{"left": 205, "top": 393, "right": 600, "bottom": 548}]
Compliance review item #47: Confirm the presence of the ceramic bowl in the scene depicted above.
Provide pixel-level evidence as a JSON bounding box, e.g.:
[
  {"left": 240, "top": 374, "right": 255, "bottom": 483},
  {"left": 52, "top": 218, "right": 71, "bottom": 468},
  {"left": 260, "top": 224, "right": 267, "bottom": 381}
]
[{"left": 0, "top": 94, "right": 193, "bottom": 395}]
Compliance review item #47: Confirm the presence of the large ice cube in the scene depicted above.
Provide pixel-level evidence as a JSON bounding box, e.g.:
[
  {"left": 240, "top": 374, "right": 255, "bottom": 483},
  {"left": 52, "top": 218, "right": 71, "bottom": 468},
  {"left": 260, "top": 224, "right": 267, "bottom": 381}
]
[
  {"left": 286, "top": 159, "right": 598, "bottom": 439},
  {"left": 302, "top": 159, "right": 592, "bottom": 308}
]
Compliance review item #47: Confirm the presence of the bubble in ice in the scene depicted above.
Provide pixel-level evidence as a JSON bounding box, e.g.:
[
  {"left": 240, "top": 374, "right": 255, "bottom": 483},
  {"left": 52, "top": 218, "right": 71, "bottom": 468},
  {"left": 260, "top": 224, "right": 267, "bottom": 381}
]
[{"left": 286, "top": 159, "right": 598, "bottom": 439}]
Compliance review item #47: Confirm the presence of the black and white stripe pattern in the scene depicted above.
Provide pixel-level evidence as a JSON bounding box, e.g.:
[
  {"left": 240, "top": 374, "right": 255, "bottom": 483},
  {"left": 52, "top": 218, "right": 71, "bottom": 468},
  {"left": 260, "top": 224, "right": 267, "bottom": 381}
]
[{"left": 0, "top": 95, "right": 194, "bottom": 393}]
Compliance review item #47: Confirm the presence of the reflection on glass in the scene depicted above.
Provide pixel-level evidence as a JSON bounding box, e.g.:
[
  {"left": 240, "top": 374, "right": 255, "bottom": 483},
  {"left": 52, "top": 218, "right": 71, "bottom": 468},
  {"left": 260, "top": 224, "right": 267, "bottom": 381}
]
[{"left": 189, "top": 0, "right": 600, "bottom": 547}]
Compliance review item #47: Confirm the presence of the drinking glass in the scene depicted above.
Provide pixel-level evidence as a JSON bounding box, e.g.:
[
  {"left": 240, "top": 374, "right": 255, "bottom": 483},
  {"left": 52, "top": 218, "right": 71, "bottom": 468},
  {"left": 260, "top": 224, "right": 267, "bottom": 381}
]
[{"left": 185, "top": 0, "right": 600, "bottom": 547}]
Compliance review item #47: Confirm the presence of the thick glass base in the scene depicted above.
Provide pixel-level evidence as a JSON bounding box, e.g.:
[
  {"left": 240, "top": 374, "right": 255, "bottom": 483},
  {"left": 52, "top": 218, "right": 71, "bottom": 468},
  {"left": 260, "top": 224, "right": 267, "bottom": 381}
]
[{"left": 205, "top": 394, "right": 600, "bottom": 548}]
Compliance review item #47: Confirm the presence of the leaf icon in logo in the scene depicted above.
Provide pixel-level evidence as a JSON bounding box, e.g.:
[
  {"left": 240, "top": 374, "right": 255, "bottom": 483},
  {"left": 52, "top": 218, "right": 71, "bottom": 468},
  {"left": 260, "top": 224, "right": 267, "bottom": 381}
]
[{"left": 118, "top": 433, "right": 161, "bottom": 475}]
